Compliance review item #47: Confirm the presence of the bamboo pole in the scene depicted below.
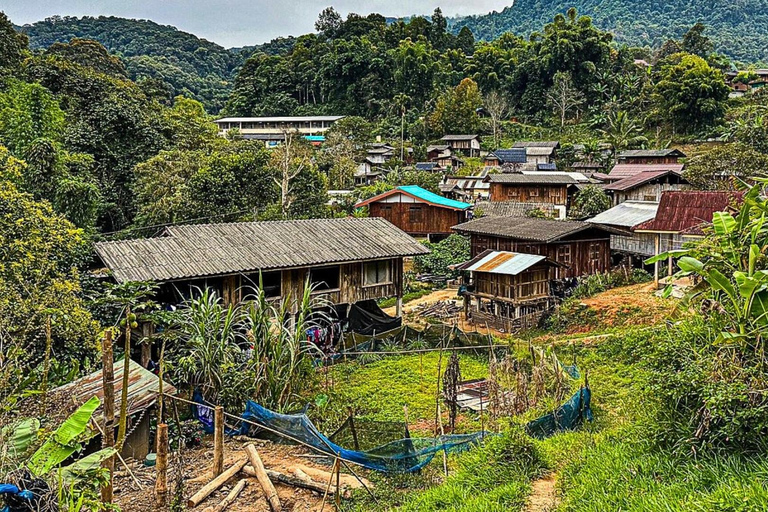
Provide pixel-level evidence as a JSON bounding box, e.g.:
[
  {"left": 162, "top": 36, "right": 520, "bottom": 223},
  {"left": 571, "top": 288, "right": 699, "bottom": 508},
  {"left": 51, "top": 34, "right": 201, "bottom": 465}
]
[
  {"left": 320, "top": 458, "right": 339, "bottom": 512},
  {"left": 244, "top": 444, "right": 281, "bottom": 512},
  {"left": 117, "top": 306, "right": 131, "bottom": 448},
  {"left": 155, "top": 423, "right": 169, "bottom": 510},
  {"left": 213, "top": 407, "right": 224, "bottom": 477},
  {"left": 335, "top": 454, "right": 341, "bottom": 508},
  {"left": 436, "top": 404, "right": 448, "bottom": 477},
  {"left": 101, "top": 330, "right": 115, "bottom": 505},
  {"left": 201, "top": 479, "right": 246, "bottom": 512},
  {"left": 187, "top": 458, "right": 247, "bottom": 508}
]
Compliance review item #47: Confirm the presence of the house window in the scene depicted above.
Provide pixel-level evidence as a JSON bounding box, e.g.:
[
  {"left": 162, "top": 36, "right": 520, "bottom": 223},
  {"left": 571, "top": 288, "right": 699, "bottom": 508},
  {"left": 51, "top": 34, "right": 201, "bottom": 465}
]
[
  {"left": 409, "top": 206, "right": 423, "bottom": 223},
  {"left": 310, "top": 266, "right": 340, "bottom": 291},
  {"left": 643, "top": 195, "right": 656, "bottom": 202},
  {"left": 549, "top": 187, "right": 561, "bottom": 198},
  {"left": 506, "top": 188, "right": 519, "bottom": 198},
  {"left": 529, "top": 188, "right": 540, "bottom": 197},
  {"left": 589, "top": 243, "right": 601, "bottom": 261},
  {"left": 557, "top": 245, "right": 572, "bottom": 264},
  {"left": 363, "top": 260, "right": 392, "bottom": 286},
  {"left": 247, "top": 270, "right": 281, "bottom": 298}
]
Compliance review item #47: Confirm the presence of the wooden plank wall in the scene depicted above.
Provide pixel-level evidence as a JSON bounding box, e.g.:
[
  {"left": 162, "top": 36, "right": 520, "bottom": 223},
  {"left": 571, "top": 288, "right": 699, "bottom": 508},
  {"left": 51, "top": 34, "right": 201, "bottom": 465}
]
[
  {"left": 369, "top": 202, "right": 464, "bottom": 236},
  {"left": 489, "top": 183, "right": 568, "bottom": 205}
]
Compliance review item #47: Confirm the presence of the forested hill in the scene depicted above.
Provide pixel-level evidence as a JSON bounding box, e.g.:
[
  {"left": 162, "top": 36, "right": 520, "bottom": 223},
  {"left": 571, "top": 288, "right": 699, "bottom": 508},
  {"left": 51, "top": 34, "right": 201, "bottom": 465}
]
[
  {"left": 19, "top": 16, "right": 294, "bottom": 112},
  {"left": 449, "top": 0, "right": 768, "bottom": 64}
]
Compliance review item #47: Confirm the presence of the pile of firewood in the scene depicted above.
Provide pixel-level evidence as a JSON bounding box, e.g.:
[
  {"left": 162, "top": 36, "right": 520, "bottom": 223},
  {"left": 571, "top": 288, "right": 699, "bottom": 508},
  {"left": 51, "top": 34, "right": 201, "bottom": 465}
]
[{"left": 416, "top": 300, "right": 461, "bottom": 319}]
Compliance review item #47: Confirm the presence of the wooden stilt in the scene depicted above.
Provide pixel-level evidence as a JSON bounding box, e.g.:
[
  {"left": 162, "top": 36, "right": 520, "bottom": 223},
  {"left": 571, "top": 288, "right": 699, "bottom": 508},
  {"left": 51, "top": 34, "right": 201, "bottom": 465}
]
[
  {"left": 101, "top": 330, "right": 116, "bottom": 505},
  {"left": 155, "top": 423, "right": 169, "bottom": 510},
  {"left": 213, "top": 406, "right": 224, "bottom": 477}
]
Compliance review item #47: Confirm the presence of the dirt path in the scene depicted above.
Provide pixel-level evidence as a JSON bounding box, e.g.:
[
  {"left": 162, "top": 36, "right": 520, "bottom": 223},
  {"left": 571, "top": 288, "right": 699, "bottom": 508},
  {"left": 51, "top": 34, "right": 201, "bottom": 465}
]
[
  {"left": 381, "top": 287, "right": 460, "bottom": 316},
  {"left": 524, "top": 474, "right": 559, "bottom": 512}
]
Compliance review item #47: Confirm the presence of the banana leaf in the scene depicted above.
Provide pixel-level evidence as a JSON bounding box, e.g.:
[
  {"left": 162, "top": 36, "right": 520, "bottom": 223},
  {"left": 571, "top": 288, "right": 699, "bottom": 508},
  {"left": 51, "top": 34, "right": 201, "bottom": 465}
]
[
  {"left": 27, "top": 396, "right": 100, "bottom": 477},
  {"left": 58, "top": 447, "right": 117, "bottom": 485},
  {"left": 2, "top": 418, "right": 40, "bottom": 459}
]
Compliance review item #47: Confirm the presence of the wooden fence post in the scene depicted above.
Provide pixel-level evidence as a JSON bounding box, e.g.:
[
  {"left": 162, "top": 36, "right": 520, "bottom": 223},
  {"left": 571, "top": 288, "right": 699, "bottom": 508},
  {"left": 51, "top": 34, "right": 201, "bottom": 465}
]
[
  {"left": 155, "top": 423, "right": 169, "bottom": 510},
  {"left": 101, "top": 330, "right": 115, "bottom": 505},
  {"left": 213, "top": 406, "right": 224, "bottom": 477}
]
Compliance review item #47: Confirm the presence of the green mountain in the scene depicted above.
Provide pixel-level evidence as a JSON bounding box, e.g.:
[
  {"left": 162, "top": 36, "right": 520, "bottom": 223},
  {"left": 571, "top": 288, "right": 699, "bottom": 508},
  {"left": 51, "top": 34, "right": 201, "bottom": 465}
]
[
  {"left": 19, "top": 16, "right": 295, "bottom": 112},
  {"left": 449, "top": 0, "right": 768, "bottom": 64}
]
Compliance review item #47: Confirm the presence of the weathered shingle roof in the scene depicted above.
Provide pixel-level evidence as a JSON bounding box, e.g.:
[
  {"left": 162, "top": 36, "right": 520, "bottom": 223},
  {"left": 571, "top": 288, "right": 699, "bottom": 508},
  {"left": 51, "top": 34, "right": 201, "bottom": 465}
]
[
  {"left": 486, "top": 174, "right": 578, "bottom": 185},
  {"left": 512, "top": 141, "right": 560, "bottom": 149},
  {"left": 488, "top": 148, "right": 527, "bottom": 164},
  {"left": 589, "top": 201, "right": 659, "bottom": 228},
  {"left": 525, "top": 147, "right": 557, "bottom": 157},
  {"left": 618, "top": 149, "right": 686, "bottom": 158},
  {"left": 609, "top": 163, "right": 685, "bottom": 179},
  {"left": 452, "top": 217, "right": 606, "bottom": 242},
  {"left": 635, "top": 191, "right": 743, "bottom": 234},
  {"left": 474, "top": 201, "right": 556, "bottom": 218},
  {"left": 603, "top": 169, "right": 686, "bottom": 192},
  {"left": 441, "top": 134, "right": 479, "bottom": 141},
  {"left": 95, "top": 218, "right": 429, "bottom": 283}
]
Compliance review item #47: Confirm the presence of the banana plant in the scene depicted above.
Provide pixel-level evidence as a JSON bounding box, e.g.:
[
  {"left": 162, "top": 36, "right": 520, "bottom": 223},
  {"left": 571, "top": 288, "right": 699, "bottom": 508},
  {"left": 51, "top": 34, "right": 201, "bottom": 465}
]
[{"left": 647, "top": 182, "right": 768, "bottom": 344}]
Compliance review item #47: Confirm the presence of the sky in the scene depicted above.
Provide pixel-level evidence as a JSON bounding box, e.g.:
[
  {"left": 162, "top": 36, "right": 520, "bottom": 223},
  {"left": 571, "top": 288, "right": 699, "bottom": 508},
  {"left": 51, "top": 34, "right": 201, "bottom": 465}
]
[{"left": 1, "top": 0, "right": 512, "bottom": 48}]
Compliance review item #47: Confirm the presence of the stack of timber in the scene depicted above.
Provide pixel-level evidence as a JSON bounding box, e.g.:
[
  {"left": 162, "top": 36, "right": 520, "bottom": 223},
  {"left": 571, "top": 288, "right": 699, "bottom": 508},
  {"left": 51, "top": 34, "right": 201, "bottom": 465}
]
[{"left": 416, "top": 300, "right": 462, "bottom": 319}]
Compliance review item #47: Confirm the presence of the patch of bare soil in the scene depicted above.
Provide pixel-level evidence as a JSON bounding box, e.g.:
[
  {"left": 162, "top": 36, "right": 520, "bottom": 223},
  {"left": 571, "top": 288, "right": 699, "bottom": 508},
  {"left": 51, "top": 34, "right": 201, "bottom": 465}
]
[
  {"left": 524, "top": 474, "right": 558, "bottom": 512},
  {"left": 114, "top": 437, "right": 361, "bottom": 512},
  {"left": 382, "top": 287, "right": 461, "bottom": 317}
]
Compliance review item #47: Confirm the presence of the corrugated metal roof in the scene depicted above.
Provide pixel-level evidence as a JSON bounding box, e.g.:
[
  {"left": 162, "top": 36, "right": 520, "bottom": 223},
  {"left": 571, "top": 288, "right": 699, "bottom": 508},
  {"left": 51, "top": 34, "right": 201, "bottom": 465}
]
[
  {"left": 618, "top": 149, "right": 686, "bottom": 158},
  {"left": 609, "top": 163, "right": 685, "bottom": 179},
  {"left": 589, "top": 201, "right": 659, "bottom": 228},
  {"left": 526, "top": 147, "right": 556, "bottom": 156},
  {"left": 512, "top": 141, "right": 560, "bottom": 148},
  {"left": 461, "top": 251, "right": 547, "bottom": 275},
  {"left": 95, "top": 218, "right": 429, "bottom": 283},
  {"left": 474, "top": 201, "right": 556, "bottom": 218},
  {"left": 603, "top": 169, "right": 686, "bottom": 191},
  {"left": 452, "top": 217, "right": 601, "bottom": 242},
  {"left": 486, "top": 174, "right": 578, "bottom": 185},
  {"left": 521, "top": 171, "right": 588, "bottom": 182},
  {"left": 356, "top": 186, "right": 471, "bottom": 210},
  {"left": 635, "top": 191, "right": 743, "bottom": 234},
  {"left": 54, "top": 360, "right": 176, "bottom": 417},
  {"left": 214, "top": 116, "right": 345, "bottom": 123},
  {"left": 441, "top": 134, "right": 479, "bottom": 141}
]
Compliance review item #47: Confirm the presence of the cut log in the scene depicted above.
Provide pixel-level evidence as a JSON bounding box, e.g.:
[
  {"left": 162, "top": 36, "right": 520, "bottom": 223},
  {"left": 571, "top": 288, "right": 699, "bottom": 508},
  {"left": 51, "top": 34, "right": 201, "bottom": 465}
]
[
  {"left": 201, "top": 479, "right": 247, "bottom": 512},
  {"left": 243, "top": 466, "right": 335, "bottom": 495},
  {"left": 294, "top": 464, "right": 373, "bottom": 490},
  {"left": 187, "top": 458, "right": 247, "bottom": 508},
  {"left": 244, "top": 444, "right": 281, "bottom": 512}
]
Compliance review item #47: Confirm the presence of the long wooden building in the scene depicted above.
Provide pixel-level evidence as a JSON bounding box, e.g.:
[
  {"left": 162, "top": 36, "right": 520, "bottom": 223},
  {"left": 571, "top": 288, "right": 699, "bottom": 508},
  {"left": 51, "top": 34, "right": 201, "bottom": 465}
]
[
  {"left": 452, "top": 217, "right": 615, "bottom": 279},
  {"left": 356, "top": 185, "right": 471, "bottom": 241},
  {"left": 485, "top": 174, "right": 579, "bottom": 217},
  {"left": 95, "top": 217, "right": 429, "bottom": 316}
]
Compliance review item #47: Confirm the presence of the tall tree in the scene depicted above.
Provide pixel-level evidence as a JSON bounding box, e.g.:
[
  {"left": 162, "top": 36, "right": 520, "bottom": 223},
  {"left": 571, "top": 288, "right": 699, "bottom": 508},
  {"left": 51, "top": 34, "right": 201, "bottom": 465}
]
[
  {"left": 428, "top": 78, "right": 483, "bottom": 136},
  {"left": 681, "top": 23, "right": 714, "bottom": 59},
  {"left": 0, "top": 12, "right": 27, "bottom": 77},
  {"left": 546, "top": 71, "right": 584, "bottom": 129},
  {"left": 484, "top": 90, "right": 510, "bottom": 148}
]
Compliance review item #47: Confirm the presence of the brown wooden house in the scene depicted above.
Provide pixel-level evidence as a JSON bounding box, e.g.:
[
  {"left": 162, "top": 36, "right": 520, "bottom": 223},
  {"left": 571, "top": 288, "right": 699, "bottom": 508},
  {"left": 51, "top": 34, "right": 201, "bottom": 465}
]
[
  {"left": 440, "top": 134, "right": 481, "bottom": 157},
  {"left": 617, "top": 149, "right": 686, "bottom": 165},
  {"left": 452, "top": 216, "right": 615, "bottom": 279},
  {"left": 456, "top": 250, "right": 561, "bottom": 331},
  {"left": 485, "top": 173, "right": 579, "bottom": 216},
  {"left": 94, "top": 218, "right": 429, "bottom": 318},
  {"left": 603, "top": 169, "right": 690, "bottom": 206},
  {"left": 356, "top": 185, "right": 472, "bottom": 241}
]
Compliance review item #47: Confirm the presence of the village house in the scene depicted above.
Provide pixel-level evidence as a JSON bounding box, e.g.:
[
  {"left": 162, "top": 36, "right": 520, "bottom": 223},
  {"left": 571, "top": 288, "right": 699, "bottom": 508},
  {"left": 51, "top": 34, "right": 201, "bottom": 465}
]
[
  {"left": 213, "top": 116, "right": 345, "bottom": 146},
  {"left": 456, "top": 250, "right": 562, "bottom": 331},
  {"left": 512, "top": 141, "right": 560, "bottom": 164},
  {"left": 617, "top": 149, "right": 686, "bottom": 165},
  {"left": 426, "top": 144, "right": 462, "bottom": 169},
  {"left": 473, "top": 201, "right": 560, "bottom": 220},
  {"left": 589, "top": 200, "right": 660, "bottom": 267},
  {"left": 94, "top": 217, "right": 428, "bottom": 321},
  {"left": 603, "top": 169, "right": 690, "bottom": 206},
  {"left": 606, "top": 162, "right": 685, "bottom": 183},
  {"left": 485, "top": 173, "right": 580, "bottom": 217},
  {"left": 725, "top": 69, "right": 768, "bottom": 97},
  {"left": 356, "top": 185, "right": 471, "bottom": 241},
  {"left": 354, "top": 165, "right": 388, "bottom": 187},
  {"left": 440, "top": 134, "right": 481, "bottom": 158},
  {"left": 452, "top": 217, "right": 614, "bottom": 279},
  {"left": 439, "top": 169, "right": 491, "bottom": 202},
  {"left": 484, "top": 148, "right": 527, "bottom": 168},
  {"left": 633, "top": 190, "right": 743, "bottom": 285}
]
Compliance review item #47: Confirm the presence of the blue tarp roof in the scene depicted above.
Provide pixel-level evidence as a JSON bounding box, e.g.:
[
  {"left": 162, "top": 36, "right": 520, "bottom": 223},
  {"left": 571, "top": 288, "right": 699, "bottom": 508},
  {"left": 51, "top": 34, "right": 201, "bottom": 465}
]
[
  {"left": 537, "top": 163, "right": 557, "bottom": 171},
  {"left": 415, "top": 162, "right": 438, "bottom": 171},
  {"left": 398, "top": 185, "right": 471, "bottom": 210}
]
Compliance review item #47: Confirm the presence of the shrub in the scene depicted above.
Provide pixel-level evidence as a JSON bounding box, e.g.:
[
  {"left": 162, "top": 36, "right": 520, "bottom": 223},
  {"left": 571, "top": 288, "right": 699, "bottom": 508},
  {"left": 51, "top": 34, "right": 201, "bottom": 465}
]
[{"left": 414, "top": 234, "right": 470, "bottom": 278}]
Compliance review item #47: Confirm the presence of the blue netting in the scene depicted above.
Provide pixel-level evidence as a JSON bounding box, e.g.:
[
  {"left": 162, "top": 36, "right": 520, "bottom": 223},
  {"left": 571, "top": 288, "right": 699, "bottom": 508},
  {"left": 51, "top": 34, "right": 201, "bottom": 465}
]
[
  {"left": 525, "top": 387, "right": 593, "bottom": 439},
  {"left": 239, "top": 401, "right": 488, "bottom": 472}
]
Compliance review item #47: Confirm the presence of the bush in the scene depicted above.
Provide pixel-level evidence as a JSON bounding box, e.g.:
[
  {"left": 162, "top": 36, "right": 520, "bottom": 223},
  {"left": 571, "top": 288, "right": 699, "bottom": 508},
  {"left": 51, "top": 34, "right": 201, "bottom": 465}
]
[
  {"left": 569, "top": 268, "right": 652, "bottom": 299},
  {"left": 414, "top": 234, "right": 470, "bottom": 278}
]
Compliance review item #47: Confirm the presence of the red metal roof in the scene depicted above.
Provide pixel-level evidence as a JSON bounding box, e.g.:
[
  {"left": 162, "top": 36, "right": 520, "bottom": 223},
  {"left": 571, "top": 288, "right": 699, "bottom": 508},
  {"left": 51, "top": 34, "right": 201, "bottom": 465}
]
[
  {"left": 609, "top": 163, "right": 685, "bottom": 179},
  {"left": 635, "top": 191, "right": 743, "bottom": 234}
]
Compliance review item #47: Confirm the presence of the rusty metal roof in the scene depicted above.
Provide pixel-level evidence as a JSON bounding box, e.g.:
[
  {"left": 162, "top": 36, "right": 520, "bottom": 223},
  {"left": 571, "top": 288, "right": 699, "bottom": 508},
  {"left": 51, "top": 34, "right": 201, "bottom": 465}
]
[
  {"left": 609, "top": 163, "right": 685, "bottom": 179},
  {"left": 95, "top": 217, "right": 429, "bottom": 283},
  {"left": 458, "top": 250, "right": 548, "bottom": 275},
  {"left": 603, "top": 169, "right": 687, "bottom": 192},
  {"left": 54, "top": 360, "right": 176, "bottom": 417},
  {"left": 635, "top": 191, "right": 743, "bottom": 234}
]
